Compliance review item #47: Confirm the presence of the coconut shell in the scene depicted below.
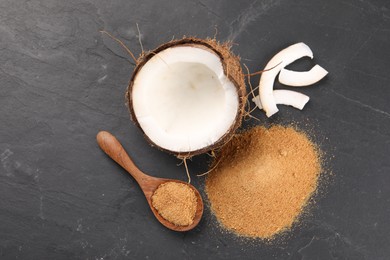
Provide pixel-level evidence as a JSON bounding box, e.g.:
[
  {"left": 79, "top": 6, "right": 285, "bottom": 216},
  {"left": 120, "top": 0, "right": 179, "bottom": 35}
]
[{"left": 126, "top": 37, "right": 247, "bottom": 158}]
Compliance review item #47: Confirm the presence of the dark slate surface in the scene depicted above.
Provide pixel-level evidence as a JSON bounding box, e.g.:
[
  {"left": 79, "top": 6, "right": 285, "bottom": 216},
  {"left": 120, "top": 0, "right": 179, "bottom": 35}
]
[{"left": 1, "top": 0, "right": 389, "bottom": 259}]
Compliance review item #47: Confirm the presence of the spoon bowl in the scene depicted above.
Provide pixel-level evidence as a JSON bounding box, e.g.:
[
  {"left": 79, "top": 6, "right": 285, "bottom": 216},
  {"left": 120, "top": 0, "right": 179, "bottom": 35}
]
[{"left": 96, "top": 131, "right": 203, "bottom": 232}]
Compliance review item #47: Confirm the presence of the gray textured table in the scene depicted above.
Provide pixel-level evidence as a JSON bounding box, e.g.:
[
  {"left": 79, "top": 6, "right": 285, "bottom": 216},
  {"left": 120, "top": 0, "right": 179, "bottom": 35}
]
[{"left": 1, "top": 0, "right": 389, "bottom": 259}]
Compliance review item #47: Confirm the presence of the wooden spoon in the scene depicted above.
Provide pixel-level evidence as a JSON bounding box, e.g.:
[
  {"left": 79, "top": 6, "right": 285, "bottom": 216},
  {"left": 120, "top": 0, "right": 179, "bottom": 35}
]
[{"left": 96, "top": 131, "right": 203, "bottom": 232}]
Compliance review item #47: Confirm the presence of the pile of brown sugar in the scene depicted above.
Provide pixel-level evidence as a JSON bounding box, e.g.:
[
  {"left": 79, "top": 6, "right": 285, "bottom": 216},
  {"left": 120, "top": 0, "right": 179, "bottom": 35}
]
[
  {"left": 151, "top": 182, "right": 197, "bottom": 226},
  {"left": 205, "top": 125, "right": 321, "bottom": 238}
]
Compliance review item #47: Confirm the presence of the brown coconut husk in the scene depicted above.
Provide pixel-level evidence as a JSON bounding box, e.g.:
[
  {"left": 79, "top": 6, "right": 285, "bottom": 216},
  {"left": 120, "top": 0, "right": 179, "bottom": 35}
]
[{"left": 126, "top": 37, "right": 247, "bottom": 158}]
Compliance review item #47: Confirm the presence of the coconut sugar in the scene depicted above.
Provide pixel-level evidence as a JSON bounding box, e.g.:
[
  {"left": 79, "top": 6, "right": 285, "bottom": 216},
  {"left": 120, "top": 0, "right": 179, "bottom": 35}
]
[
  {"left": 151, "top": 182, "right": 197, "bottom": 226},
  {"left": 205, "top": 125, "right": 321, "bottom": 239}
]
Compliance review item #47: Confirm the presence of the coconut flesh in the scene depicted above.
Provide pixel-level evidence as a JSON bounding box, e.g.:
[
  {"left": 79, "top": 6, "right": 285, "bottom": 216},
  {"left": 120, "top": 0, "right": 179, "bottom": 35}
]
[{"left": 127, "top": 39, "right": 246, "bottom": 157}]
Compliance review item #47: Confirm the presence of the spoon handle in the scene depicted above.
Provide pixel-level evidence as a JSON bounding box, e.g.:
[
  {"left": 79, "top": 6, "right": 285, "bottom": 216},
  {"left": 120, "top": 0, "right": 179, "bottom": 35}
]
[{"left": 97, "top": 131, "right": 148, "bottom": 184}]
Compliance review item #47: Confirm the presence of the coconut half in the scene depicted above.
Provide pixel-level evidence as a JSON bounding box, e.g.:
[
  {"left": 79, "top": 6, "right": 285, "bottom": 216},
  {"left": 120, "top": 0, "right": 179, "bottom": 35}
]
[{"left": 126, "top": 38, "right": 246, "bottom": 158}]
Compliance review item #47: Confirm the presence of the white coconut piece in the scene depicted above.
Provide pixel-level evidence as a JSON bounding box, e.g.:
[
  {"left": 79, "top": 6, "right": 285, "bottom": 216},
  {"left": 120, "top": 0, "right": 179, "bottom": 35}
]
[
  {"left": 253, "top": 90, "right": 310, "bottom": 110},
  {"left": 259, "top": 42, "right": 313, "bottom": 117},
  {"left": 279, "top": 65, "right": 328, "bottom": 87},
  {"left": 131, "top": 46, "right": 239, "bottom": 153}
]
